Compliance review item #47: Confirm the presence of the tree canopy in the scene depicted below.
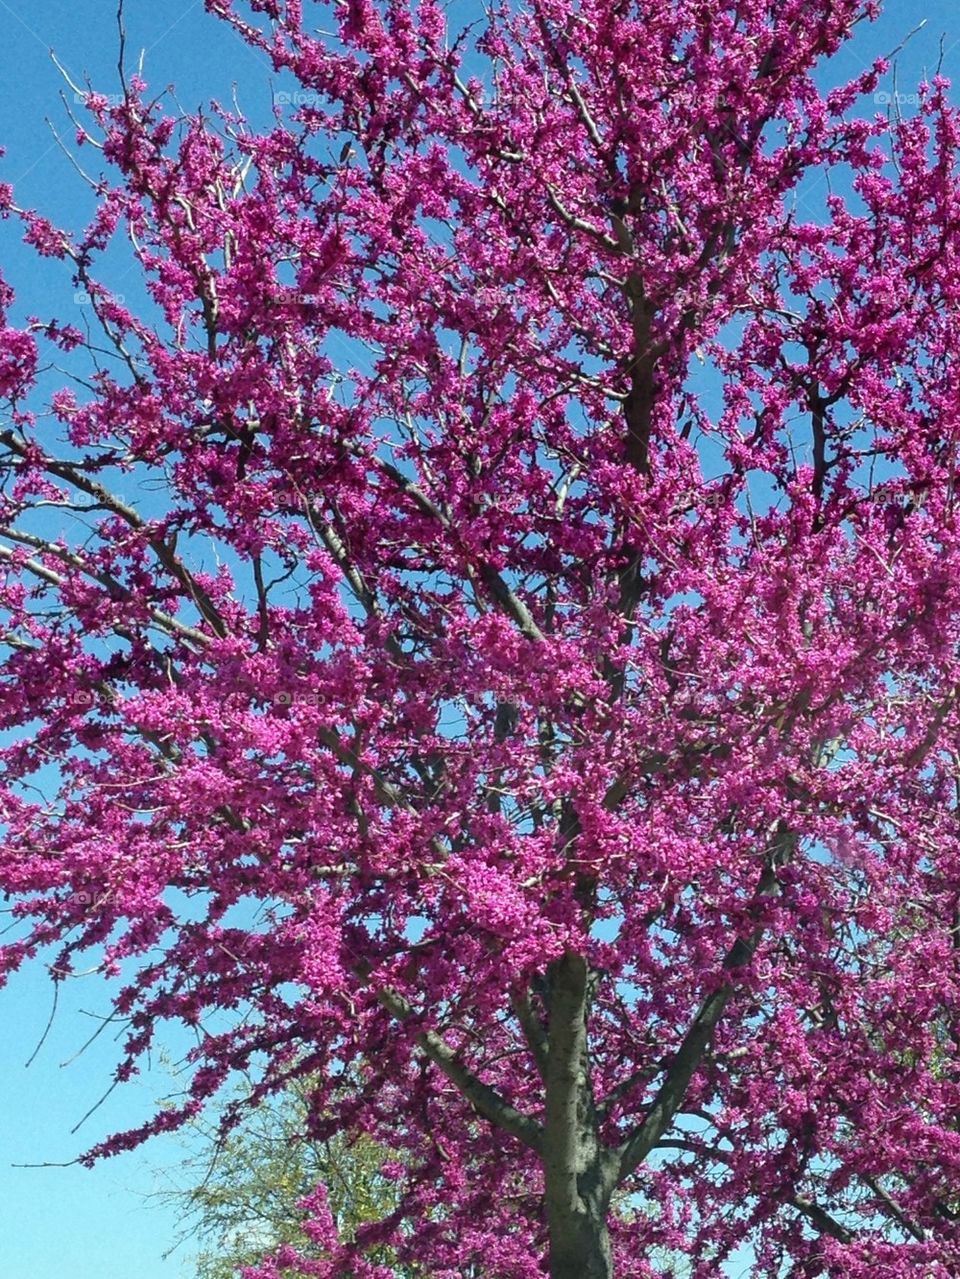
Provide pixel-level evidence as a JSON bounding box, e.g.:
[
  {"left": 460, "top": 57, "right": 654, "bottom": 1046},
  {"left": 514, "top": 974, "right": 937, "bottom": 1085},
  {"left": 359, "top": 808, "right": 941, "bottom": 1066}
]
[{"left": 4, "top": 0, "right": 960, "bottom": 1274}]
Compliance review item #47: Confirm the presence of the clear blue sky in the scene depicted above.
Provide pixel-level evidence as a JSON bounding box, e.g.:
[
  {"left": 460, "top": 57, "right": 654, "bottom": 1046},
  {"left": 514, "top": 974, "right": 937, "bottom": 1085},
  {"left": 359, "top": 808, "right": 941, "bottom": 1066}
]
[
  {"left": 0, "top": 3, "right": 959, "bottom": 1278},
  {"left": 0, "top": 8, "right": 277, "bottom": 1277}
]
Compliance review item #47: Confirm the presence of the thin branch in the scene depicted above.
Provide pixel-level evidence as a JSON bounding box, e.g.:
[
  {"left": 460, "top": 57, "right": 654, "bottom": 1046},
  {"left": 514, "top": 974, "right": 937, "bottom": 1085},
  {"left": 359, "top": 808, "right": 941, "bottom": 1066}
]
[
  {"left": 0, "top": 538, "right": 210, "bottom": 650},
  {"left": 860, "top": 1173, "right": 926, "bottom": 1243},
  {"left": 0, "top": 431, "right": 228, "bottom": 637},
  {"left": 24, "top": 979, "right": 59, "bottom": 1068},
  {"left": 789, "top": 1195, "right": 854, "bottom": 1244},
  {"left": 511, "top": 984, "right": 549, "bottom": 1082}
]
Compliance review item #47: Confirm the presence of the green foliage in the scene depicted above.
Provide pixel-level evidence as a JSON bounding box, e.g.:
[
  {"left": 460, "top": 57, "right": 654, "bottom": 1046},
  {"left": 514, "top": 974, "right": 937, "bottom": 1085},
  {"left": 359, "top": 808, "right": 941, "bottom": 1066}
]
[{"left": 157, "top": 1078, "right": 415, "bottom": 1278}]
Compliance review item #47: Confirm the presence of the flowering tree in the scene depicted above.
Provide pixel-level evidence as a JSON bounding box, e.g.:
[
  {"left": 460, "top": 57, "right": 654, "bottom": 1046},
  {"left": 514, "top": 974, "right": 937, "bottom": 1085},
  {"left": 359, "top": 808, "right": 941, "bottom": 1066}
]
[{"left": 4, "top": 0, "right": 960, "bottom": 1274}]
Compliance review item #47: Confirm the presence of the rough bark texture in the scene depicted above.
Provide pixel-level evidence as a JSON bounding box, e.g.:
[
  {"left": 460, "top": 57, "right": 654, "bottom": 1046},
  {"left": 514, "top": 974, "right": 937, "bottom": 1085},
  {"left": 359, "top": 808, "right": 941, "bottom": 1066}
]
[{"left": 544, "top": 952, "right": 615, "bottom": 1279}]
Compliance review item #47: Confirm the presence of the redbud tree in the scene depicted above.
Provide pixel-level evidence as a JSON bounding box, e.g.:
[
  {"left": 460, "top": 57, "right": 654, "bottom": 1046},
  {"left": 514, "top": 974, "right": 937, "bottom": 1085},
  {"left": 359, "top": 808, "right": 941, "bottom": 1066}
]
[{"left": 3, "top": 0, "right": 960, "bottom": 1275}]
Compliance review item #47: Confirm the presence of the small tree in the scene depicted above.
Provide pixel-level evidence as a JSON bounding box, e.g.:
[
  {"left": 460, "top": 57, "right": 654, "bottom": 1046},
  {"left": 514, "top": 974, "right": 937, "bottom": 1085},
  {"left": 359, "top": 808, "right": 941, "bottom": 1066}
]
[
  {"left": 159, "top": 1077, "right": 416, "bottom": 1279},
  {"left": 4, "top": 1, "right": 960, "bottom": 1275}
]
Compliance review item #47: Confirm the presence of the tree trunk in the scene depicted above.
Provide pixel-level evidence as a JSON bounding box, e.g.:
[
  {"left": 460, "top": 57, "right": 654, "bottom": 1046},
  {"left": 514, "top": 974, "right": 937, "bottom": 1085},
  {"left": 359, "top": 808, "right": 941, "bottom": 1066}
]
[
  {"left": 543, "top": 951, "right": 616, "bottom": 1279},
  {"left": 547, "top": 1202, "right": 614, "bottom": 1279}
]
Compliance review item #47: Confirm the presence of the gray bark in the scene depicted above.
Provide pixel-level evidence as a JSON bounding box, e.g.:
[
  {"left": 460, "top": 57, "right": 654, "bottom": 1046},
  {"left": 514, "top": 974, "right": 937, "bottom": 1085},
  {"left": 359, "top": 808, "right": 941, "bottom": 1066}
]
[
  {"left": 543, "top": 951, "right": 616, "bottom": 1279},
  {"left": 548, "top": 1209, "right": 614, "bottom": 1279}
]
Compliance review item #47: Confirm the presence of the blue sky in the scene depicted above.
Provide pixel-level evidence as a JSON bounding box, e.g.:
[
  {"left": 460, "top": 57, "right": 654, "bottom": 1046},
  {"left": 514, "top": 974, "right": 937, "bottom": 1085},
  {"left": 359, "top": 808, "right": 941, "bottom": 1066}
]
[
  {"left": 1, "top": 2, "right": 960, "bottom": 1278},
  {"left": 0, "top": 10, "right": 277, "bottom": 1278}
]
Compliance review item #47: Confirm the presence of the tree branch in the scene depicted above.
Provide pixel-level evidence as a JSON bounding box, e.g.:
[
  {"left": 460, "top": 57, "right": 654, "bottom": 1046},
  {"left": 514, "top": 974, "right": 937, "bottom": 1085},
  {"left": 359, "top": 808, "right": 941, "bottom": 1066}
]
[
  {"left": 0, "top": 538, "right": 210, "bottom": 650},
  {"left": 511, "top": 984, "right": 549, "bottom": 1082},
  {"left": 0, "top": 430, "right": 229, "bottom": 637},
  {"left": 860, "top": 1173, "right": 926, "bottom": 1243},
  {"left": 373, "top": 983, "right": 543, "bottom": 1154},
  {"left": 615, "top": 828, "right": 795, "bottom": 1181},
  {"left": 789, "top": 1195, "right": 854, "bottom": 1244}
]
